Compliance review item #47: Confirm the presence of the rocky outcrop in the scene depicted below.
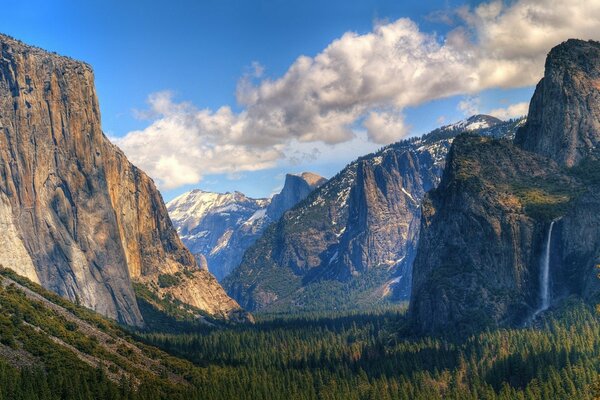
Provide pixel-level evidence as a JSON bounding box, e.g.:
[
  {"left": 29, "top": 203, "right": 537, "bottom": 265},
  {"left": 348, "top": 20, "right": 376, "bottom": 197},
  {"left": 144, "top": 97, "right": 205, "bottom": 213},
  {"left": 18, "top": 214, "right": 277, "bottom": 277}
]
[
  {"left": 0, "top": 34, "right": 245, "bottom": 325},
  {"left": 515, "top": 40, "right": 600, "bottom": 167},
  {"left": 335, "top": 145, "right": 437, "bottom": 281},
  {"left": 559, "top": 187, "right": 600, "bottom": 302},
  {"left": 167, "top": 172, "right": 325, "bottom": 281},
  {"left": 224, "top": 116, "right": 523, "bottom": 312}
]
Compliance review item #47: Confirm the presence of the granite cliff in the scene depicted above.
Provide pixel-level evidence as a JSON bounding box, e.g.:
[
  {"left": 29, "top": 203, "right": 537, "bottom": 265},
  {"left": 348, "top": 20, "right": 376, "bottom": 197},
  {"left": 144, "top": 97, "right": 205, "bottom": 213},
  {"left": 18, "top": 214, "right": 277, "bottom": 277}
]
[
  {"left": 410, "top": 39, "right": 600, "bottom": 334},
  {"left": 266, "top": 172, "right": 327, "bottom": 221},
  {"left": 0, "top": 34, "right": 245, "bottom": 325},
  {"left": 515, "top": 39, "right": 600, "bottom": 167}
]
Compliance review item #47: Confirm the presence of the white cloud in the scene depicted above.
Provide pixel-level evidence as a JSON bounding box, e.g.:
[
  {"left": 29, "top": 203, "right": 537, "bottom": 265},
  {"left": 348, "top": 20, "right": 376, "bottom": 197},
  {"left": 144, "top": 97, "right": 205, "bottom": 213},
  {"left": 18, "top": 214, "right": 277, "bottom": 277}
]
[
  {"left": 114, "top": 0, "right": 600, "bottom": 189},
  {"left": 115, "top": 92, "right": 283, "bottom": 189},
  {"left": 488, "top": 101, "right": 529, "bottom": 120}
]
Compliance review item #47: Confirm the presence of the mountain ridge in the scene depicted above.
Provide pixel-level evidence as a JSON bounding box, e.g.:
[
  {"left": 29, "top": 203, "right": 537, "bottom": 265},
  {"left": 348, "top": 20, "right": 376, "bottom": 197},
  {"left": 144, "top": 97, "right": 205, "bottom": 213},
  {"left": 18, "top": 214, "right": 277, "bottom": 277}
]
[{"left": 224, "top": 115, "right": 525, "bottom": 312}]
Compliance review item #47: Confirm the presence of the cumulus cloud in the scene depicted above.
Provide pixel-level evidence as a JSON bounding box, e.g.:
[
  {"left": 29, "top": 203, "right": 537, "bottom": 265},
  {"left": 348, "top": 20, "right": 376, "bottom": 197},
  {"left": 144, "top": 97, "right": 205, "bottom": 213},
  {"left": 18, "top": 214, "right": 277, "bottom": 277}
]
[
  {"left": 114, "top": 0, "right": 600, "bottom": 189},
  {"left": 364, "top": 111, "right": 409, "bottom": 143},
  {"left": 488, "top": 101, "right": 530, "bottom": 120},
  {"left": 115, "top": 92, "right": 283, "bottom": 189}
]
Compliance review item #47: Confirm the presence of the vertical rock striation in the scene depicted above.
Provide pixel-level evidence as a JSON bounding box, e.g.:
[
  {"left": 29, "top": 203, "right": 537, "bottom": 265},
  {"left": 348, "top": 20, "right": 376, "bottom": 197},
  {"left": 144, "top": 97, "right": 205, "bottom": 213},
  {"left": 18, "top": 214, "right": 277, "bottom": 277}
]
[{"left": 0, "top": 34, "right": 245, "bottom": 325}]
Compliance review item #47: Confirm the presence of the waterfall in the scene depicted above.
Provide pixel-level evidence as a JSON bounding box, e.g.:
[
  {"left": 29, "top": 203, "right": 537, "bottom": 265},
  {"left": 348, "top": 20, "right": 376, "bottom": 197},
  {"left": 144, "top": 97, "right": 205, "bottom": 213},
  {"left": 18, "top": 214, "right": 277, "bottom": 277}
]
[{"left": 534, "top": 220, "right": 556, "bottom": 318}]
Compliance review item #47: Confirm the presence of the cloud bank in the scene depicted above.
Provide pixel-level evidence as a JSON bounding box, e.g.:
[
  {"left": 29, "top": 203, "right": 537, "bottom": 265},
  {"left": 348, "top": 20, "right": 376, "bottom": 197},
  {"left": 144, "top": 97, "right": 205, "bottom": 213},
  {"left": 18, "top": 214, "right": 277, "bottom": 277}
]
[{"left": 114, "top": 0, "right": 600, "bottom": 189}]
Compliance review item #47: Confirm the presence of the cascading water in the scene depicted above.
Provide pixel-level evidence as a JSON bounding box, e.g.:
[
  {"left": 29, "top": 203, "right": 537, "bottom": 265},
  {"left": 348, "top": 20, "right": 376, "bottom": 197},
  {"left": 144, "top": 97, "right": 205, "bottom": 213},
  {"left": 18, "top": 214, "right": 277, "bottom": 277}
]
[{"left": 533, "top": 220, "right": 556, "bottom": 319}]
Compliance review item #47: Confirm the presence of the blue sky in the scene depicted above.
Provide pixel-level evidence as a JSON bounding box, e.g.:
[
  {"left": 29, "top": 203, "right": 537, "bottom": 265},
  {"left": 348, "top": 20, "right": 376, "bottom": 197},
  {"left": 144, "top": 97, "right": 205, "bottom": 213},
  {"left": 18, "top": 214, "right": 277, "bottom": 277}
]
[{"left": 4, "top": 0, "right": 594, "bottom": 200}]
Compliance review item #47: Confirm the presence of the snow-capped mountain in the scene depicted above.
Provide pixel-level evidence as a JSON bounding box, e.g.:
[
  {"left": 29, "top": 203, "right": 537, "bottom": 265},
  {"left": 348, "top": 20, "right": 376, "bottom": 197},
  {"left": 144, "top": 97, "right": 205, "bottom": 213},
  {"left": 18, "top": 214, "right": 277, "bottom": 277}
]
[
  {"left": 167, "top": 173, "right": 326, "bottom": 280},
  {"left": 444, "top": 114, "right": 502, "bottom": 132}
]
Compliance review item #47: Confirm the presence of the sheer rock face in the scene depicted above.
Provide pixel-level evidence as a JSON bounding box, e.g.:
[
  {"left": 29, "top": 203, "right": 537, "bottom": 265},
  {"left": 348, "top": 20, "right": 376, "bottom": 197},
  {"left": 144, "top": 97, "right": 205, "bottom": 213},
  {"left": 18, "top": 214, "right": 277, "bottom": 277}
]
[
  {"left": 0, "top": 34, "right": 244, "bottom": 326},
  {"left": 515, "top": 39, "right": 600, "bottom": 167},
  {"left": 266, "top": 173, "right": 327, "bottom": 221},
  {"left": 335, "top": 149, "right": 433, "bottom": 280},
  {"left": 559, "top": 190, "right": 600, "bottom": 301}
]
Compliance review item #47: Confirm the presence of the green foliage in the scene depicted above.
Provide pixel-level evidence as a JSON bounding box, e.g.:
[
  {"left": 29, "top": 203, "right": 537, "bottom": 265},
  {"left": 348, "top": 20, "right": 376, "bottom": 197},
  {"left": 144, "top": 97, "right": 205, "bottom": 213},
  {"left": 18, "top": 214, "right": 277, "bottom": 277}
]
[
  {"left": 448, "top": 134, "right": 584, "bottom": 222},
  {"left": 0, "top": 280, "right": 166, "bottom": 399},
  {"left": 265, "top": 265, "right": 407, "bottom": 313},
  {"left": 157, "top": 273, "right": 181, "bottom": 288},
  {"left": 510, "top": 177, "right": 577, "bottom": 221},
  {"left": 133, "top": 282, "right": 207, "bottom": 323}
]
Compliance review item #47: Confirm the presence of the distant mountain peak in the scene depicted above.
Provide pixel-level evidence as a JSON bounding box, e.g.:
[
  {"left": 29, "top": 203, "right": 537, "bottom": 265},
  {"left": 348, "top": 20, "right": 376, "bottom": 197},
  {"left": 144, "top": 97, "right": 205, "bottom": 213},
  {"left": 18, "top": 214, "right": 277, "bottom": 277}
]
[{"left": 267, "top": 172, "right": 327, "bottom": 221}]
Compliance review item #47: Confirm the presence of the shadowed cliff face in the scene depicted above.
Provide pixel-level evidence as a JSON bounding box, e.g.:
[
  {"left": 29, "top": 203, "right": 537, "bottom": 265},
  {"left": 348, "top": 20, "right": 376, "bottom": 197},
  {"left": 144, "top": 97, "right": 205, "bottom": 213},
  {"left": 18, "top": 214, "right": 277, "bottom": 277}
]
[
  {"left": 266, "top": 173, "right": 327, "bottom": 221},
  {"left": 515, "top": 39, "right": 600, "bottom": 167},
  {"left": 410, "top": 39, "right": 600, "bottom": 335},
  {"left": 408, "top": 135, "right": 580, "bottom": 334},
  {"left": 0, "top": 34, "right": 245, "bottom": 325}
]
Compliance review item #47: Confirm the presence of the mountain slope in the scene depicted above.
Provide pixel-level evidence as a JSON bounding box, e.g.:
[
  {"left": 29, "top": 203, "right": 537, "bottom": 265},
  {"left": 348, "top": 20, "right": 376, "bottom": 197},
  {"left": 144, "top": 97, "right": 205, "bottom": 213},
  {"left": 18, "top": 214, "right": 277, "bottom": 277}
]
[
  {"left": 409, "top": 39, "right": 600, "bottom": 335},
  {"left": 167, "top": 172, "right": 326, "bottom": 280},
  {"left": 4, "top": 264, "right": 599, "bottom": 400},
  {"left": 224, "top": 115, "right": 524, "bottom": 312},
  {"left": 0, "top": 34, "right": 245, "bottom": 325},
  {"left": 0, "top": 267, "right": 200, "bottom": 397}
]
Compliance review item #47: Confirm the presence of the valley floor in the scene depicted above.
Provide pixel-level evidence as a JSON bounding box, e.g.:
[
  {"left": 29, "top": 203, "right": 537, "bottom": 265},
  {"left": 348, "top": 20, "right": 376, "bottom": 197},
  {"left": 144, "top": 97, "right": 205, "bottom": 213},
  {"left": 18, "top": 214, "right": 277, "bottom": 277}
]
[{"left": 135, "top": 303, "right": 600, "bottom": 400}]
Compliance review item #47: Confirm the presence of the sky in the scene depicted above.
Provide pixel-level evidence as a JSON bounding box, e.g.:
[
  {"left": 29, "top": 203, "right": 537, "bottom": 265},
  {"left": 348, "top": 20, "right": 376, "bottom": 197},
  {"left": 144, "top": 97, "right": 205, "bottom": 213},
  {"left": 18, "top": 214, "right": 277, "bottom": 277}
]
[{"left": 3, "top": 0, "right": 600, "bottom": 200}]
